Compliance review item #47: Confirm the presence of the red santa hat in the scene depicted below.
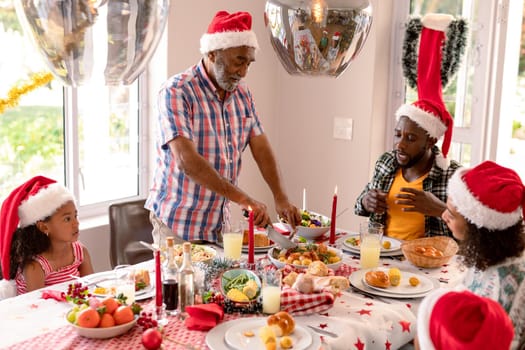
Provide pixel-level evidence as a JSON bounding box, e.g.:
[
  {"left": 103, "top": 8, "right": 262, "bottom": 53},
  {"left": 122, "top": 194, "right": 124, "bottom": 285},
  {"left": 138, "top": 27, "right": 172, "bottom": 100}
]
[
  {"left": 417, "top": 289, "right": 514, "bottom": 350},
  {"left": 200, "top": 11, "right": 259, "bottom": 54},
  {"left": 397, "top": 14, "right": 458, "bottom": 160},
  {"left": 447, "top": 160, "right": 525, "bottom": 230},
  {"left": 0, "top": 176, "right": 74, "bottom": 279}
]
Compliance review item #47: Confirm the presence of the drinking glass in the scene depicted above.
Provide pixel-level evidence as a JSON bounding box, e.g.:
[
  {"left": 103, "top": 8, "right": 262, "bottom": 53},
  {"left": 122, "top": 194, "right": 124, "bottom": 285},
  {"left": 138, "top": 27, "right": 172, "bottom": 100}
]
[
  {"left": 222, "top": 221, "right": 244, "bottom": 260},
  {"left": 114, "top": 266, "right": 136, "bottom": 304},
  {"left": 261, "top": 269, "right": 282, "bottom": 314},
  {"left": 359, "top": 221, "right": 384, "bottom": 269}
]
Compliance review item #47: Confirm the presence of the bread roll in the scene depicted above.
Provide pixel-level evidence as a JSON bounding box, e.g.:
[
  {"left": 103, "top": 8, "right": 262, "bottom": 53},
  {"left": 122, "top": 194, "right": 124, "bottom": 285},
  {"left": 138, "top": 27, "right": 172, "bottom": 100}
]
[
  {"left": 306, "top": 261, "right": 329, "bottom": 277},
  {"left": 292, "top": 273, "right": 315, "bottom": 294},
  {"left": 365, "top": 270, "right": 390, "bottom": 288},
  {"left": 267, "top": 311, "right": 295, "bottom": 336}
]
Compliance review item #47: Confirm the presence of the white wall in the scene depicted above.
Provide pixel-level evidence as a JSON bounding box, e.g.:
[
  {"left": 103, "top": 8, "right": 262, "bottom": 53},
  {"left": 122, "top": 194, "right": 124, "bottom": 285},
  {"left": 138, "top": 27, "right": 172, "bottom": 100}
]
[{"left": 82, "top": 0, "right": 395, "bottom": 272}]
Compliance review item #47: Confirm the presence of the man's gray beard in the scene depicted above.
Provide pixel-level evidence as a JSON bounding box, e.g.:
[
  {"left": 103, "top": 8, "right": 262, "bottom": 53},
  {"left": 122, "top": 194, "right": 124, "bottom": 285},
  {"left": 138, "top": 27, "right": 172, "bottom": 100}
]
[{"left": 214, "top": 61, "right": 239, "bottom": 92}]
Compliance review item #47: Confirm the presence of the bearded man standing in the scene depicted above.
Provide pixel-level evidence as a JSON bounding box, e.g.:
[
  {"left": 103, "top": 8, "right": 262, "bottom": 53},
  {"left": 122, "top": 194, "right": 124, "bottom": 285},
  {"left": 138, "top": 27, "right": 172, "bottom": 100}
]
[{"left": 146, "top": 11, "right": 300, "bottom": 244}]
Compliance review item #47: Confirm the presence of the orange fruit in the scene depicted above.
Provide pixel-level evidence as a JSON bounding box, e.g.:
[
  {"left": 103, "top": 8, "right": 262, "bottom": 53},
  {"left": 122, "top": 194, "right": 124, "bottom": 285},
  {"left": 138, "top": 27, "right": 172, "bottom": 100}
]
[
  {"left": 113, "top": 305, "right": 134, "bottom": 325},
  {"left": 99, "top": 313, "right": 115, "bottom": 328},
  {"left": 100, "top": 297, "right": 120, "bottom": 315},
  {"left": 76, "top": 308, "right": 100, "bottom": 328}
]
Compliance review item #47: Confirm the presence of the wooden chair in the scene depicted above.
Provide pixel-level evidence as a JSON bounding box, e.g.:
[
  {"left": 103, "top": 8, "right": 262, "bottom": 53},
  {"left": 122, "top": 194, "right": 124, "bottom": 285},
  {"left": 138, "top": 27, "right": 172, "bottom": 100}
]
[{"left": 109, "top": 199, "right": 153, "bottom": 268}]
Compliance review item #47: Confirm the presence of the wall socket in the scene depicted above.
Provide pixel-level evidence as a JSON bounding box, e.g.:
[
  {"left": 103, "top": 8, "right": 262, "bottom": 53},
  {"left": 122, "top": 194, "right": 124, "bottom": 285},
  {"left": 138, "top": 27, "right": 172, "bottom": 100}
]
[{"left": 333, "top": 117, "right": 353, "bottom": 140}]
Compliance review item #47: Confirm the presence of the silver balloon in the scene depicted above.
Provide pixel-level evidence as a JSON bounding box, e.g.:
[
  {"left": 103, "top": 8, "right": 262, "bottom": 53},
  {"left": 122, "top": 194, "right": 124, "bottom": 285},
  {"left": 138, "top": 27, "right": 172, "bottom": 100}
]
[
  {"left": 15, "top": 0, "right": 169, "bottom": 86},
  {"left": 264, "top": 0, "right": 372, "bottom": 77}
]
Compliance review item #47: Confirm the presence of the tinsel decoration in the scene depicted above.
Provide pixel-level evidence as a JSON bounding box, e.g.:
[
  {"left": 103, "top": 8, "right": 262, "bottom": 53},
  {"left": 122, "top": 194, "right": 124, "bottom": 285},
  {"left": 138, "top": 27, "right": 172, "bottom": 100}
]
[
  {"left": 402, "top": 17, "right": 468, "bottom": 90},
  {"left": 196, "top": 257, "right": 235, "bottom": 290},
  {"left": 0, "top": 71, "right": 54, "bottom": 114}
]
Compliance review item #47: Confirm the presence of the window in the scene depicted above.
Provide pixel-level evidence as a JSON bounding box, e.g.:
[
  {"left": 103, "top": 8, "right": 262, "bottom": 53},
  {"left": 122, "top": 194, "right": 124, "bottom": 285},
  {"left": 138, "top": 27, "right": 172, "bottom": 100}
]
[
  {"left": 389, "top": 0, "right": 525, "bottom": 181},
  {"left": 0, "top": 4, "right": 146, "bottom": 216}
]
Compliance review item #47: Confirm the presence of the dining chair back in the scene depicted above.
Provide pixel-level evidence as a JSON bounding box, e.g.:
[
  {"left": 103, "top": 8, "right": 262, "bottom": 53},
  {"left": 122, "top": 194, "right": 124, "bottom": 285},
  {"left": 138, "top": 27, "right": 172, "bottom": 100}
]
[{"left": 109, "top": 199, "right": 153, "bottom": 268}]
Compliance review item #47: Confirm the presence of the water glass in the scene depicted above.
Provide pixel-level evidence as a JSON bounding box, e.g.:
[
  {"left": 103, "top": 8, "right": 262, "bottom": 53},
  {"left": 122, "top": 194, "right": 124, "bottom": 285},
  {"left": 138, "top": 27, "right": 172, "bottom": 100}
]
[
  {"left": 261, "top": 269, "right": 282, "bottom": 314},
  {"left": 359, "top": 221, "right": 384, "bottom": 269},
  {"left": 222, "top": 221, "right": 243, "bottom": 260},
  {"left": 114, "top": 266, "right": 136, "bottom": 304}
]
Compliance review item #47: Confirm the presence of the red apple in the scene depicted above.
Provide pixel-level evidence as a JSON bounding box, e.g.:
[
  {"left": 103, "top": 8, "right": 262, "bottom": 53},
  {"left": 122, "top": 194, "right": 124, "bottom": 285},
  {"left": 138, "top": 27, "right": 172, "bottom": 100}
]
[{"left": 142, "top": 328, "right": 162, "bottom": 350}]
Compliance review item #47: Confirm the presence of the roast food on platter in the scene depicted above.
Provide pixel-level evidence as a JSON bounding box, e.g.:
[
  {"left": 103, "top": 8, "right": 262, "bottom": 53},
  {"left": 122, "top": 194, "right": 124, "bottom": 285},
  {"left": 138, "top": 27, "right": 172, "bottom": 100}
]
[
  {"left": 273, "top": 243, "right": 341, "bottom": 267},
  {"left": 242, "top": 231, "right": 270, "bottom": 247}
]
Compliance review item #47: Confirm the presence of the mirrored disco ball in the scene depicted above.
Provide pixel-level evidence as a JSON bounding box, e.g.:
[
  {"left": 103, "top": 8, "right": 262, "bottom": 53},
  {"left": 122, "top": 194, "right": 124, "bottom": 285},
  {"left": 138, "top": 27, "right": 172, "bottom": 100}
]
[
  {"left": 264, "top": 0, "right": 372, "bottom": 77},
  {"left": 15, "top": 0, "right": 169, "bottom": 86}
]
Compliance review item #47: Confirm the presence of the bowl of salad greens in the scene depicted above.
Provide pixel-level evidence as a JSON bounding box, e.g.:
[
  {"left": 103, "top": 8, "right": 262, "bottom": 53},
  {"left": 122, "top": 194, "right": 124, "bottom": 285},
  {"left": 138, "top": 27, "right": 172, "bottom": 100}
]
[
  {"left": 281, "top": 210, "right": 330, "bottom": 240},
  {"left": 220, "top": 269, "right": 261, "bottom": 305}
]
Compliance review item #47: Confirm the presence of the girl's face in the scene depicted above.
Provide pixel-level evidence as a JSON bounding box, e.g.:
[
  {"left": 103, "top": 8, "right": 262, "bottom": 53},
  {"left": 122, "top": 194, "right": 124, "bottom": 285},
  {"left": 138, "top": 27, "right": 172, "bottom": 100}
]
[
  {"left": 442, "top": 197, "right": 469, "bottom": 240},
  {"left": 38, "top": 201, "right": 79, "bottom": 242}
]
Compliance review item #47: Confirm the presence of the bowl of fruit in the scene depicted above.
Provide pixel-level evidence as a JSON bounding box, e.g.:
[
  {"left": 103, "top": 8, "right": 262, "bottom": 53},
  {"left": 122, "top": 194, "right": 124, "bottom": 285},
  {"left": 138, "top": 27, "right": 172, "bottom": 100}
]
[
  {"left": 65, "top": 296, "right": 138, "bottom": 339},
  {"left": 281, "top": 210, "right": 330, "bottom": 240}
]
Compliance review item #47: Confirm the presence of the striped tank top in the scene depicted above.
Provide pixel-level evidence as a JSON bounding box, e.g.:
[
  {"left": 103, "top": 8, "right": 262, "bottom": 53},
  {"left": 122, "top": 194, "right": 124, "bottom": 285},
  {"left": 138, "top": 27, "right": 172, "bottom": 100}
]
[{"left": 15, "top": 241, "right": 84, "bottom": 295}]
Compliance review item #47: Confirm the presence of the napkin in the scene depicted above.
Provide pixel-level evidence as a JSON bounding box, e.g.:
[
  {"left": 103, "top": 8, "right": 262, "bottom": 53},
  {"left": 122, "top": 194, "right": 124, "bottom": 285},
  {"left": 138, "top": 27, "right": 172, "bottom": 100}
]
[
  {"left": 41, "top": 290, "right": 67, "bottom": 302},
  {"left": 280, "top": 286, "right": 335, "bottom": 316},
  {"left": 184, "top": 303, "right": 224, "bottom": 331}
]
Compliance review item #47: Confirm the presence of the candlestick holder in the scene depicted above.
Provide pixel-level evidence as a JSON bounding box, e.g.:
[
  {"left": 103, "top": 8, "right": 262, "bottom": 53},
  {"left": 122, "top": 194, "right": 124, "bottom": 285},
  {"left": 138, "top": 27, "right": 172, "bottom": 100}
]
[{"left": 155, "top": 303, "right": 168, "bottom": 326}]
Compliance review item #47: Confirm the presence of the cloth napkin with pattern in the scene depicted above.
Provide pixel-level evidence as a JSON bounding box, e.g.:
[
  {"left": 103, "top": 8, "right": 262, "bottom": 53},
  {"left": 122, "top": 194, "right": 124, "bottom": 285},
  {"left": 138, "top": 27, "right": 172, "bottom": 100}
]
[{"left": 280, "top": 286, "right": 335, "bottom": 315}]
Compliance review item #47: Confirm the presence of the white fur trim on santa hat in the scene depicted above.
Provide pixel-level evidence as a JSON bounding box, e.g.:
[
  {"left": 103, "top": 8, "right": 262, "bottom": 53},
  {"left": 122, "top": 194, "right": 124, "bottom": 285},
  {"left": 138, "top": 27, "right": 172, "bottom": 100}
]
[
  {"left": 417, "top": 288, "right": 449, "bottom": 350},
  {"left": 200, "top": 30, "right": 259, "bottom": 54},
  {"left": 421, "top": 13, "right": 454, "bottom": 32},
  {"left": 0, "top": 279, "right": 17, "bottom": 300},
  {"left": 448, "top": 168, "right": 523, "bottom": 230},
  {"left": 396, "top": 104, "right": 447, "bottom": 139},
  {"left": 18, "top": 183, "right": 75, "bottom": 228}
]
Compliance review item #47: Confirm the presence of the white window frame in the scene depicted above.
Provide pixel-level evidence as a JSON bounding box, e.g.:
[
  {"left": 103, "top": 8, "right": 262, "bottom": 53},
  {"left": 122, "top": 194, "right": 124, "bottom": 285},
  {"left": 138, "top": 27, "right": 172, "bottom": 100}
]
[{"left": 387, "top": 0, "right": 523, "bottom": 170}]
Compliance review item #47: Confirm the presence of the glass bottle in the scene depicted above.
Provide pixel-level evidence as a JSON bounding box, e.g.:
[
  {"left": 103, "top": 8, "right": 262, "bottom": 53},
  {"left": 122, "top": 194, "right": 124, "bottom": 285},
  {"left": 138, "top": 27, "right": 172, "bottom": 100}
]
[
  {"left": 178, "top": 242, "right": 194, "bottom": 317},
  {"left": 162, "top": 237, "right": 179, "bottom": 315}
]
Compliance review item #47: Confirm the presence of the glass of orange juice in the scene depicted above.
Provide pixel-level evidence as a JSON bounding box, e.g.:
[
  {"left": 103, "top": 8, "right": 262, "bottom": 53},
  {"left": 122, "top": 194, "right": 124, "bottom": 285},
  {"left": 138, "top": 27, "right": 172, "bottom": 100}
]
[
  {"left": 359, "top": 221, "right": 384, "bottom": 269},
  {"left": 222, "top": 221, "right": 243, "bottom": 260}
]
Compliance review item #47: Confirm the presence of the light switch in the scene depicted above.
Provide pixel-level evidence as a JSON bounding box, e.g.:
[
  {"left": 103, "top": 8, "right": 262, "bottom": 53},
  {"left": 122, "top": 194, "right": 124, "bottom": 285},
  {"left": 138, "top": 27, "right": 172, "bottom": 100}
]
[{"left": 333, "top": 117, "right": 353, "bottom": 140}]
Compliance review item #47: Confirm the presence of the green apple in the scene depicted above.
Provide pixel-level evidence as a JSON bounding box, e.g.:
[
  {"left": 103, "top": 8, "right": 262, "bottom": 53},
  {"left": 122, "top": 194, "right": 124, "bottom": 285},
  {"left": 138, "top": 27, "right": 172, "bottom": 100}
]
[{"left": 66, "top": 310, "right": 77, "bottom": 323}]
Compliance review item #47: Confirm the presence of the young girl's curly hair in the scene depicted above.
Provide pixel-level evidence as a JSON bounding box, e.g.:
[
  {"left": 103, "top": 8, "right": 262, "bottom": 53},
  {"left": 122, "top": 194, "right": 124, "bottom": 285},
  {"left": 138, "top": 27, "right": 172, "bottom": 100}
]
[
  {"left": 9, "top": 224, "right": 50, "bottom": 279},
  {"left": 458, "top": 221, "right": 525, "bottom": 271}
]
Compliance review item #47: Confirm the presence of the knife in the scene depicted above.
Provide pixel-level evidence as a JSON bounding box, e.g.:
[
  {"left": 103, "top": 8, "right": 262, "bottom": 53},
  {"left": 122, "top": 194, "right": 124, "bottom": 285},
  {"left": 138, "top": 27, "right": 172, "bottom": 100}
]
[
  {"left": 242, "top": 209, "right": 297, "bottom": 249},
  {"left": 307, "top": 325, "right": 338, "bottom": 338}
]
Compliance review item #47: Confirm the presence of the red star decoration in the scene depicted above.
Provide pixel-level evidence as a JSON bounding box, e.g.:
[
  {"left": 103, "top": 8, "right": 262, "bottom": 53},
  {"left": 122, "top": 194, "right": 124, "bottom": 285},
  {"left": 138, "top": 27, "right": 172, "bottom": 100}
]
[
  {"left": 365, "top": 302, "right": 374, "bottom": 306},
  {"left": 441, "top": 269, "right": 449, "bottom": 273},
  {"left": 357, "top": 309, "right": 372, "bottom": 315},
  {"left": 354, "top": 338, "right": 365, "bottom": 350},
  {"left": 382, "top": 263, "right": 391, "bottom": 266},
  {"left": 406, "top": 303, "right": 412, "bottom": 308},
  {"left": 320, "top": 312, "right": 330, "bottom": 317},
  {"left": 30, "top": 304, "right": 39, "bottom": 309},
  {"left": 385, "top": 339, "right": 392, "bottom": 350},
  {"left": 319, "top": 323, "right": 328, "bottom": 329},
  {"left": 399, "top": 320, "right": 411, "bottom": 332}
]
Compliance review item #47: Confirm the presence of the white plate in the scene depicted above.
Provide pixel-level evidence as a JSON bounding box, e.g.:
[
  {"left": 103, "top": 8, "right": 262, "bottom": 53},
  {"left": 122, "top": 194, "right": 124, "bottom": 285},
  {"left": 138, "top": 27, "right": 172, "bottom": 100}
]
[
  {"left": 361, "top": 269, "right": 434, "bottom": 295},
  {"left": 206, "top": 319, "right": 321, "bottom": 350},
  {"left": 268, "top": 245, "right": 343, "bottom": 270},
  {"left": 342, "top": 234, "right": 402, "bottom": 253},
  {"left": 224, "top": 318, "right": 312, "bottom": 350},
  {"left": 241, "top": 244, "right": 275, "bottom": 253},
  {"left": 85, "top": 271, "right": 155, "bottom": 301},
  {"left": 349, "top": 269, "right": 439, "bottom": 299}
]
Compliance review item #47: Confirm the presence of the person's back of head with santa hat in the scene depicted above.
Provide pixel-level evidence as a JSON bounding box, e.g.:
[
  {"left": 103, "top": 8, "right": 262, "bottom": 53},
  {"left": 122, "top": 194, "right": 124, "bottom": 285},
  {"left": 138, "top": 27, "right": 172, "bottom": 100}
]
[
  {"left": 0, "top": 176, "right": 93, "bottom": 299},
  {"left": 416, "top": 289, "right": 514, "bottom": 350}
]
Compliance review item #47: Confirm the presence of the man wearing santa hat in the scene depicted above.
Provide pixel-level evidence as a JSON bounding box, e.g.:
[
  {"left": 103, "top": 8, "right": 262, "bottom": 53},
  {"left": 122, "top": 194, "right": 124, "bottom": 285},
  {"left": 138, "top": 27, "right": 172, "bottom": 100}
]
[
  {"left": 354, "top": 14, "right": 465, "bottom": 240},
  {"left": 146, "top": 11, "right": 301, "bottom": 243}
]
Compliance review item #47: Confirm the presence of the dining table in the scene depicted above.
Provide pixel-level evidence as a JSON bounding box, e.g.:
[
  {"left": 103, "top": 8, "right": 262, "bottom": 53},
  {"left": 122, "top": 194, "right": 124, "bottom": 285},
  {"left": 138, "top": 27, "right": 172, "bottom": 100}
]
[{"left": 0, "top": 230, "right": 466, "bottom": 350}]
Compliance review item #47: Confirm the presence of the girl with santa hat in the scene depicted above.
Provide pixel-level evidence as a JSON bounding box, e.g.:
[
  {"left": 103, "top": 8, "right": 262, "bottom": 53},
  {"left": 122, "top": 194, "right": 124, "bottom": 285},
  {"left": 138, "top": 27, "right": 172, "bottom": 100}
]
[
  {"left": 442, "top": 161, "right": 525, "bottom": 349},
  {"left": 0, "top": 176, "right": 93, "bottom": 298}
]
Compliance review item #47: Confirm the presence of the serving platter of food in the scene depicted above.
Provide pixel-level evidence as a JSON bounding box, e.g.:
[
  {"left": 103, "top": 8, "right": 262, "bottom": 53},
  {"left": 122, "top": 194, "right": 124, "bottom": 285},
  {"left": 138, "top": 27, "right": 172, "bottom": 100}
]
[
  {"left": 86, "top": 269, "right": 154, "bottom": 301},
  {"left": 339, "top": 234, "right": 403, "bottom": 257},
  {"left": 268, "top": 243, "right": 343, "bottom": 270}
]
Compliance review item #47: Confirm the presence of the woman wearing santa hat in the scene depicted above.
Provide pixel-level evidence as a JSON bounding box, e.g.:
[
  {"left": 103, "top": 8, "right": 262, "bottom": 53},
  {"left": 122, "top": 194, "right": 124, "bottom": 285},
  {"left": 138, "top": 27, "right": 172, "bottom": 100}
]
[
  {"left": 0, "top": 176, "right": 93, "bottom": 298},
  {"left": 442, "top": 161, "right": 525, "bottom": 349}
]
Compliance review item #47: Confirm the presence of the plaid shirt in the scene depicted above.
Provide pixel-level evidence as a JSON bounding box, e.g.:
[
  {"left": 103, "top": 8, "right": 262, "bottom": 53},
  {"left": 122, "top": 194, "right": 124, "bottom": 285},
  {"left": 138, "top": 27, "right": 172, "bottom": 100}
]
[
  {"left": 354, "top": 147, "right": 461, "bottom": 237},
  {"left": 146, "top": 60, "right": 264, "bottom": 242}
]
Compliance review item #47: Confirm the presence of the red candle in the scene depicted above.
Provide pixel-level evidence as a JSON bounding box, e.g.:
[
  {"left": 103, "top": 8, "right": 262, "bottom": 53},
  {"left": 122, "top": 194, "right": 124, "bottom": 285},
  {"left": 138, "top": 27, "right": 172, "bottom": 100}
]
[
  {"left": 329, "top": 186, "right": 338, "bottom": 244},
  {"left": 248, "top": 208, "right": 255, "bottom": 264},
  {"left": 155, "top": 250, "right": 162, "bottom": 307}
]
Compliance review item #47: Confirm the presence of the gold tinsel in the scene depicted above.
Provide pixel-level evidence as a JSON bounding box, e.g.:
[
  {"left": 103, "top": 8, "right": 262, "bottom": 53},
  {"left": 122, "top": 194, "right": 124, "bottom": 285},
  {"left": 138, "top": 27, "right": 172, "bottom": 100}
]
[{"left": 0, "top": 71, "right": 54, "bottom": 114}]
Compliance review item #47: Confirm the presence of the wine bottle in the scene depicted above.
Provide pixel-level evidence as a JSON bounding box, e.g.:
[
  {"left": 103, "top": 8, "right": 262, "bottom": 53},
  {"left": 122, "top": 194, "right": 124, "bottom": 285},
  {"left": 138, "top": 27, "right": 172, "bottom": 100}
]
[
  {"left": 162, "top": 236, "right": 179, "bottom": 315},
  {"left": 178, "top": 242, "right": 194, "bottom": 316}
]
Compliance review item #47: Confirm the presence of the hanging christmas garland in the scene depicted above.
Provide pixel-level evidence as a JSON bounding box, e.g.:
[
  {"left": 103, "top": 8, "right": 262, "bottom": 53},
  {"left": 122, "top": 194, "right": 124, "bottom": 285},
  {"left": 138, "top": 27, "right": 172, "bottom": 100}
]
[
  {"left": 402, "top": 16, "right": 468, "bottom": 90},
  {"left": 0, "top": 71, "right": 54, "bottom": 114}
]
